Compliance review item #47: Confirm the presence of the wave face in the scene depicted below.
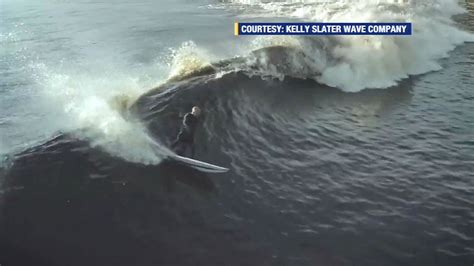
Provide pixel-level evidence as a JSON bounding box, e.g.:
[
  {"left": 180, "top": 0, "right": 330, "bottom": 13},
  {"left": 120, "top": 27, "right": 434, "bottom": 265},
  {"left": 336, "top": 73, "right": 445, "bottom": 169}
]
[{"left": 213, "top": 0, "right": 474, "bottom": 91}]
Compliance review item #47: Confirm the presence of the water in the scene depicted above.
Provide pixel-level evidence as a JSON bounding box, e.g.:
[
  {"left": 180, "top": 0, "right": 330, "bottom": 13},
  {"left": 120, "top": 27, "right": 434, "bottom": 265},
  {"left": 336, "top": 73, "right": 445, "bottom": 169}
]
[{"left": 1, "top": 0, "right": 473, "bottom": 265}]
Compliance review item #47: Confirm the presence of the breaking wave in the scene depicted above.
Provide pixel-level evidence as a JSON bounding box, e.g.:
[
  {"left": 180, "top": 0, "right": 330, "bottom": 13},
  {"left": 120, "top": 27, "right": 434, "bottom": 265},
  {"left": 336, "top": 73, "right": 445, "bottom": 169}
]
[{"left": 214, "top": 0, "right": 474, "bottom": 91}]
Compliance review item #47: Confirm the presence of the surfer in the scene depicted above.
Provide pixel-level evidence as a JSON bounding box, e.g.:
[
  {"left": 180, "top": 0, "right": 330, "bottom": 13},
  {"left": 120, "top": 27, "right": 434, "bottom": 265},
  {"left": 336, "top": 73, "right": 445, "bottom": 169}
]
[{"left": 171, "top": 106, "right": 201, "bottom": 157}]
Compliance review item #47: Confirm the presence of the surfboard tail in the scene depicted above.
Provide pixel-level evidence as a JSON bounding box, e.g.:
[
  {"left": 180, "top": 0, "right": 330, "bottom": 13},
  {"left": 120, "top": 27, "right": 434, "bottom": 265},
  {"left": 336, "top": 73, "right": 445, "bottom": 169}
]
[{"left": 170, "top": 154, "right": 229, "bottom": 173}]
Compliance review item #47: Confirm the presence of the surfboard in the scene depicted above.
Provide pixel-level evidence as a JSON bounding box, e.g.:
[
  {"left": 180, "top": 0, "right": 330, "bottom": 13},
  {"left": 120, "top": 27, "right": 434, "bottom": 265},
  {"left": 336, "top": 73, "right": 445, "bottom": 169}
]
[{"left": 170, "top": 154, "right": 229, "bottom": 173}]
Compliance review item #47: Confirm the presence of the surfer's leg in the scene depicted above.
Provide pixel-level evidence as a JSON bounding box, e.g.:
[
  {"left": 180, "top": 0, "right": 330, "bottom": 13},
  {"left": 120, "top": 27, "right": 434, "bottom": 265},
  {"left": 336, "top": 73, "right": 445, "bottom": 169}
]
[
  {"left": 173, "top": 142, "right": 186, "bottom": 156},
  {"left": 190, "top": 144, "right": 195, "bottom": 158},
  {"left": 183, "top": 143, "right": 192, "bottom": 158},
  {"left": 171, "top": 139, "right": 184, "bottom": 155}
]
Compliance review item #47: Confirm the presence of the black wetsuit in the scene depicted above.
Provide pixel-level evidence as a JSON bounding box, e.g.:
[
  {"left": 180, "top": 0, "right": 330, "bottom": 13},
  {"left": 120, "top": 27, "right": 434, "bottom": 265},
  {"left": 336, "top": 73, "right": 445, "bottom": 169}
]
[{"left": 171, "top": 113, "right": 199, "bottom": 157}]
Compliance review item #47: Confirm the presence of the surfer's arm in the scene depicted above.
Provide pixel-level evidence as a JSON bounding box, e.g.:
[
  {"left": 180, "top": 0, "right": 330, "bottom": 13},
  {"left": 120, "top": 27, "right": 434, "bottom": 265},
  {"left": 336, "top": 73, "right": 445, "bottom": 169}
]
[{"left": 182, "top": 113, "right": 189, "bottom": 125}]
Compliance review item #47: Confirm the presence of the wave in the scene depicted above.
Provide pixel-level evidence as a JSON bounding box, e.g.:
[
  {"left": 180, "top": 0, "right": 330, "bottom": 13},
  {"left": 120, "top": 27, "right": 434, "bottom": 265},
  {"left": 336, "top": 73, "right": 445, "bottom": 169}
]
[{"left": 5, "top": 0, "right": 473, "bottom": 165}]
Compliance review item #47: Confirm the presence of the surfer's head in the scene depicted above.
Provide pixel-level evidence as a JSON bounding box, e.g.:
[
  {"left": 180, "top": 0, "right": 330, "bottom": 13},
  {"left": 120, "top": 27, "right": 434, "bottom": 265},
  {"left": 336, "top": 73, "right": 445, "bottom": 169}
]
[{"left": 191, "top": 106, "right": 201, "bottom": 117}]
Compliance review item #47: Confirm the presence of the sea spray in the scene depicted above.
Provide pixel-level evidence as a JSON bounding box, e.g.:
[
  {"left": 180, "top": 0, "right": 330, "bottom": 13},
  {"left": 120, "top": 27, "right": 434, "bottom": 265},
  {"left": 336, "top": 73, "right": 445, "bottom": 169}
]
[{"left": 31, "top": 63, "right": 167, "bottom": 164}]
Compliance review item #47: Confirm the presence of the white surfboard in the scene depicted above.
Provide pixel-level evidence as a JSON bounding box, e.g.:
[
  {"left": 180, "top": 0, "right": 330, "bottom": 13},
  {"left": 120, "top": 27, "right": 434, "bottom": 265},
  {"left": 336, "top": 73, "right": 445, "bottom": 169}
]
[{"left": 170, "top": 154, "right": 229, "bottom": 173}]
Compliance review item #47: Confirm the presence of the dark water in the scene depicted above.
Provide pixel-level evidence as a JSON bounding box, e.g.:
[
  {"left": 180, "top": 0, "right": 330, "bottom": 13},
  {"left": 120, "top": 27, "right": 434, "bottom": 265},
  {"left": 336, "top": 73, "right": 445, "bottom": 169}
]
[{"left": 1, "top": 1, "right": 474, "bottom": 266}]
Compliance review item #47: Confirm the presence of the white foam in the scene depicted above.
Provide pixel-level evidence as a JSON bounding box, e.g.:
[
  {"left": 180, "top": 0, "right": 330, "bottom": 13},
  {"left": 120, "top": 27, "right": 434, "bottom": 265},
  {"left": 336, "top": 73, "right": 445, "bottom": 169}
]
[
  {"left": 225, "top": 0, "right": 474, "bottom": 91},
  {"left": 166, "top": 41, "right": 215, "bottom": 80},
  {"left": 31, "top": 63, "right": 168, "bottom": 164}
]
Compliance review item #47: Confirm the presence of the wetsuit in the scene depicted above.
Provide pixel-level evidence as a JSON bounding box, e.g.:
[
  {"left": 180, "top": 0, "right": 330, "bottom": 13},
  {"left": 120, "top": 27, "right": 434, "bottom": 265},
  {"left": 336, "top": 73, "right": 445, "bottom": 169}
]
[{"left": 171, "top": 112, "right": 199, "bottom": 157}]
